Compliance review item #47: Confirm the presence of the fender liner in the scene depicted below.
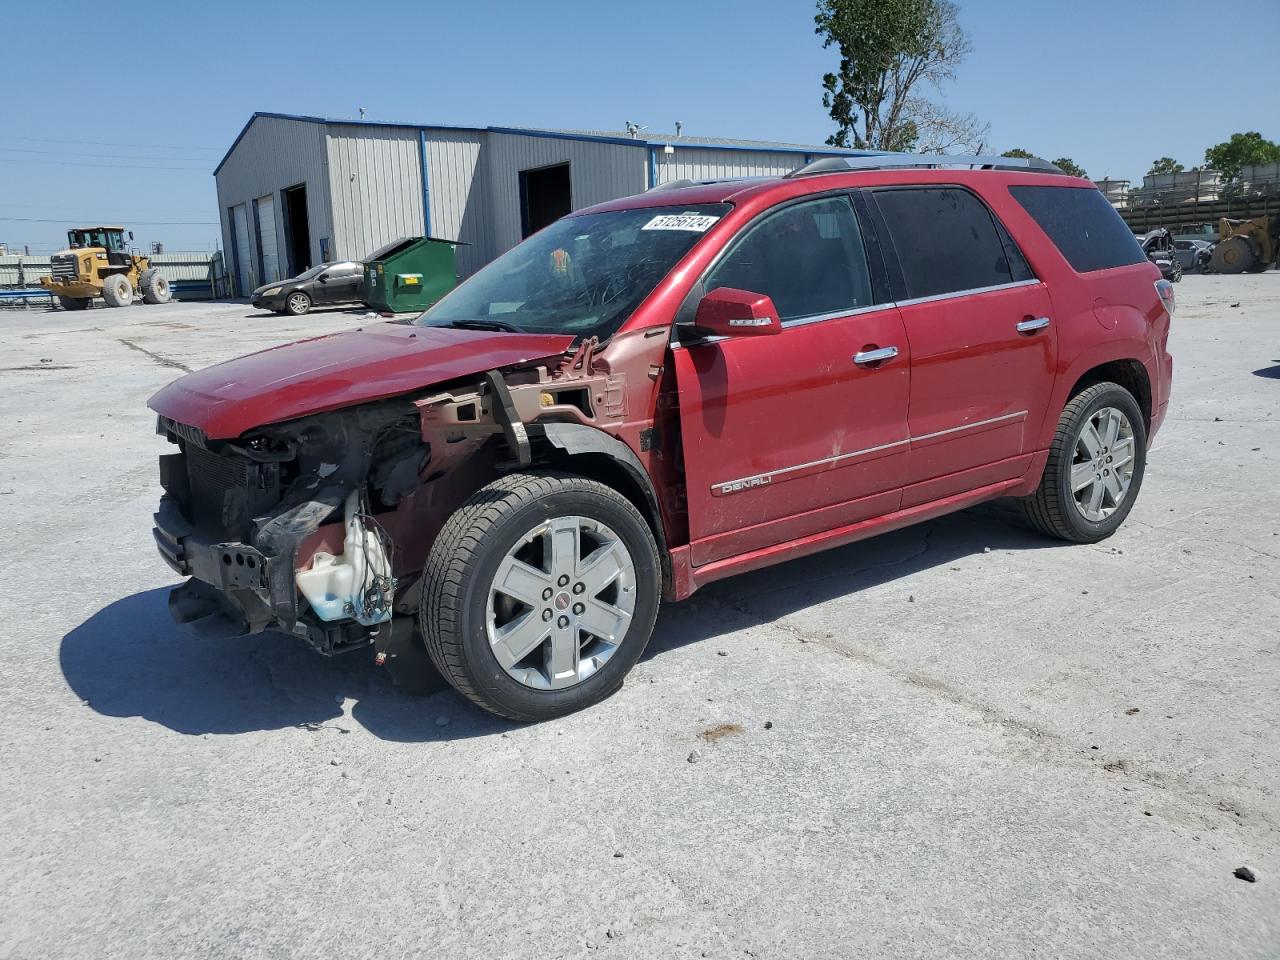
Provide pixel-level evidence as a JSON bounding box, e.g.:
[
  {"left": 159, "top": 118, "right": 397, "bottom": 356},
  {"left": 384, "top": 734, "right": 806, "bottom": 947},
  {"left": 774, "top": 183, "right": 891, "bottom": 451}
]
[{"left": 533, "top": 422, "right": 672, "bottom": 594}]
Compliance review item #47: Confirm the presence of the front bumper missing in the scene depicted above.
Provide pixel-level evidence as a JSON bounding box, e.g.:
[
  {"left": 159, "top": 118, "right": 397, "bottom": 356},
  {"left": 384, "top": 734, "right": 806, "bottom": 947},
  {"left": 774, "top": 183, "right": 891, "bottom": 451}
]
[
  {"left": 153, "top": 496, "right": 280, "bottom": 634},
  {"left": 154, "top": 488, "right": 377, "bottom": 654}
]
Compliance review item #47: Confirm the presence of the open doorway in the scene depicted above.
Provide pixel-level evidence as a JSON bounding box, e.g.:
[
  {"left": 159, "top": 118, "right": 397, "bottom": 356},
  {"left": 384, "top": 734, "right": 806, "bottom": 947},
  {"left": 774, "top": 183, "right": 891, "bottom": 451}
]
[
  {"left": 282, "top": 183, "right": 312, "bottom": 277},
  {"left": 519, "top": 162, "right": 571, "bottom": 238}
]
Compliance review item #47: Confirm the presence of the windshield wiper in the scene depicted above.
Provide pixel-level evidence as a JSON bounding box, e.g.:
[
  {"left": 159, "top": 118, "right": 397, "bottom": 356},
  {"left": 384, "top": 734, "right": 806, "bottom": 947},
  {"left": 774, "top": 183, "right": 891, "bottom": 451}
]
[{"left": 447, "top": 318, "right": 522, "bottom": 333}]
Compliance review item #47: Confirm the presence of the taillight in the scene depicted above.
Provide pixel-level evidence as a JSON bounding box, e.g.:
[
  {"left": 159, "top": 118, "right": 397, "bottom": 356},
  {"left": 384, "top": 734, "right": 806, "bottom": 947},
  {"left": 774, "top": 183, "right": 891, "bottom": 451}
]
[{"left": 1154, "top": 279, "right": 1175, "bottom": 315}]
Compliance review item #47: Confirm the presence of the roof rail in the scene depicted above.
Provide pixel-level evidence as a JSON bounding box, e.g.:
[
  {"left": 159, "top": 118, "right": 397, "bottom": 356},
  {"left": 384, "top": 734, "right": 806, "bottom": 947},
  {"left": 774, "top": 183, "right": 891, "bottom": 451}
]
[
  {"left": 786, "top": 153, "right": 1064, "bottom": 178},
  {"left": 646, "top": 176, "right": 761, "bottom": 193}
]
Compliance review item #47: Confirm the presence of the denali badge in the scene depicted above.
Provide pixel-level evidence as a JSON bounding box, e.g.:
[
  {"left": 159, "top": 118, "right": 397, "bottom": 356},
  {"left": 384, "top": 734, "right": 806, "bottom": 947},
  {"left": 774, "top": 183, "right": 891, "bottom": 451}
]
[{"left": 714, "top": 475, "right": 772, "bottom": 496}]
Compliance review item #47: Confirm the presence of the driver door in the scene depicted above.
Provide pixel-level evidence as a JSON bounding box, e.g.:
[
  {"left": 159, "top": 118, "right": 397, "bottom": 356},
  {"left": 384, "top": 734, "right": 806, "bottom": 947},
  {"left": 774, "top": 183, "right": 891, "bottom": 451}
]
[{"left": 672, "top": 194, "right": 910, "bottom": 566}]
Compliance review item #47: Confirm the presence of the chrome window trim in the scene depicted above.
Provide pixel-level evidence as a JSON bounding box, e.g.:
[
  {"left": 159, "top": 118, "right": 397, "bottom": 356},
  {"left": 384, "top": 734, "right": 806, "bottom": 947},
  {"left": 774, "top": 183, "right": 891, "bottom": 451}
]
[
  {"left": 711, "top": 410, "right": 1028, "bottom": 492},
  {"left": 672, "top": 278, "right": 1044, "bottom": 348},
  {"left": 780, "top": 301, "right": 897, "bottom": 330},
  {"left": 894, "top": 278, "right": 1041, "bottom": 309}
]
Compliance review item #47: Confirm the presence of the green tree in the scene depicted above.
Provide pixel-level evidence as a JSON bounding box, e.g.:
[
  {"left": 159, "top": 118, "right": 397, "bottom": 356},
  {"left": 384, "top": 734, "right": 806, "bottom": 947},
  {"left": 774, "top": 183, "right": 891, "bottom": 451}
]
[
  {"left": 815, "top": 0, "right": 984, "bottom": 152},
  {"left": 1147, "top": 157, "right": 1183, "bottom": 175},
  {"left": 1052, "top": 157, "right": 1088, "bottom": 178},
  {"left": 1000, "top": 148, "right": 1036, "bottom": 160},
  {"left": 1204, "top": 131, "right": 1280, "bottom": 181}
]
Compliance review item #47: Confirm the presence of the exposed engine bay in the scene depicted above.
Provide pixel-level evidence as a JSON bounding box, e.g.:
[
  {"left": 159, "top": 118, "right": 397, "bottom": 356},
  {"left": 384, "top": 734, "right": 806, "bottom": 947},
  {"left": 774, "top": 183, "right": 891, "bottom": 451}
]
[{"left": 151, "top": 336, "right": 663, "bottom": 657}]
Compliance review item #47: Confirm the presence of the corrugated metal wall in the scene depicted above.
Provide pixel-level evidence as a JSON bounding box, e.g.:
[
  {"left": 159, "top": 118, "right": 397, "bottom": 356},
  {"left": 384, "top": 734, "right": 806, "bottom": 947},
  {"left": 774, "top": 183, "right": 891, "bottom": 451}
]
[
  {"left": 654, "top": 147, "right": 806, "bottom": 185},
  {"left": 423, "top": 130, "right": 492, "bottom": 277},
  {"left": 214, "top": 116, "right": 850, "bottom": 291},
  {"left": 325, "top": 124, "right": 424, "bottom": 263},
  {"left": 483, "top": 133, "right": 646, "bottom": 254},
  {"left": 214, "top": 116, "right": 331, "bottom": 294}
]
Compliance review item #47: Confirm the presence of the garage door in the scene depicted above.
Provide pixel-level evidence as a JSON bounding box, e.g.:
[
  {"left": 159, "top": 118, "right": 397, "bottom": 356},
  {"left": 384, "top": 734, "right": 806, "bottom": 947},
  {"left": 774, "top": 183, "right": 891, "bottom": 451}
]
[
  {"left": 231, "top": 203, "right": 253, "bottom": 296},
  {"left": 255, "top": 194, "right": 280, "bottom": 284}
]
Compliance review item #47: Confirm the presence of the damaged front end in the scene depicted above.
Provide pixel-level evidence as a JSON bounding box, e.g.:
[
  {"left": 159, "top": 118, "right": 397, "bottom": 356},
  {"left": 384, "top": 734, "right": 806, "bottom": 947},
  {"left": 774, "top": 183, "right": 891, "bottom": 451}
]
[
  {"left": 154, "top": 401, "right": 427, "bottom": 655},
  {"left": 151, "top": 322, "right": 664, "bottom": 660}
]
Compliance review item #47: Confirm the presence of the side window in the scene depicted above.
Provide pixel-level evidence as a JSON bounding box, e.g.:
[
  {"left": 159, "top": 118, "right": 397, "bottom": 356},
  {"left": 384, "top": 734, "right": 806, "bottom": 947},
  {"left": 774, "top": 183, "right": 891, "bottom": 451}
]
[
  {"left": 873, "top": 187, "right": 1019, "bottom": 299},
  {"left": 705, "top": 195, "right": 875, "bottom": 322},
  {"left": 1009, "top": 185, "right": 1146, "bottom": 273}
]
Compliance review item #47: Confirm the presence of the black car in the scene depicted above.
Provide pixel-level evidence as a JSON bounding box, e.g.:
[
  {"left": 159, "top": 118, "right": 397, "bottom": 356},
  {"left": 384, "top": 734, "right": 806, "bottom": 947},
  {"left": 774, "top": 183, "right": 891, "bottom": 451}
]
[
  {"left": 1137, "top": 228, "right": 1182, "bottom": 283},
  {"left": 251, "top": 261, "right": 363, "bottom": 315}
]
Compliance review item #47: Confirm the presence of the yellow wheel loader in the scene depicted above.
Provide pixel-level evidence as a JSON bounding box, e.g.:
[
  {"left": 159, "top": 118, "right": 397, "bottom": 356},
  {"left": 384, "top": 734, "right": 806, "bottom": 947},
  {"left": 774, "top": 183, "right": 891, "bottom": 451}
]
[
  {"left": 39, "top": 226, "right": 172, "bottom": 310},
  {"left": 1209, "top": 215, "right": 1279, "bottom": 275}
]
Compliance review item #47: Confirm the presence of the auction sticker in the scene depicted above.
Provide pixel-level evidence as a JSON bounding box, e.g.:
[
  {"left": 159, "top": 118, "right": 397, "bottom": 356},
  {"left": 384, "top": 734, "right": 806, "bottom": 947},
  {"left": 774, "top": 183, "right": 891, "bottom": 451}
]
[{"left": 642, "top": 213, "right": 720, "bottom": 232}]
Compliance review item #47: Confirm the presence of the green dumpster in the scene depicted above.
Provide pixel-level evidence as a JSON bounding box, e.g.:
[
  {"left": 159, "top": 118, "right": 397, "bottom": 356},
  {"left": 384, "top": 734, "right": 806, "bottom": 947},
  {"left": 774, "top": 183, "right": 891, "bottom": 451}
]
[{"left": 362, "top": 236, "right": 460, "bottom": 313}]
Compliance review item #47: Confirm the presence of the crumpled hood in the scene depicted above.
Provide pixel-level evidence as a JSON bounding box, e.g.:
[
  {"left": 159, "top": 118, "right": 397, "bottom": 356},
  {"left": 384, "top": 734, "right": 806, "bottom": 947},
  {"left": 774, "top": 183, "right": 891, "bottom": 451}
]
[{"left": 148, "top": 323, "right": 574, "bottom": 439}]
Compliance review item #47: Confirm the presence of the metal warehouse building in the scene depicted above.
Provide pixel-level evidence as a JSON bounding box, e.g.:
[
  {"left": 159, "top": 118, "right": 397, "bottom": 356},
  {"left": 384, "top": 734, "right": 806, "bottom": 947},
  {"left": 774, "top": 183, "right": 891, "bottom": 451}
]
[{"left": 214, "top": 111, "right": 870, "bottom": 295}]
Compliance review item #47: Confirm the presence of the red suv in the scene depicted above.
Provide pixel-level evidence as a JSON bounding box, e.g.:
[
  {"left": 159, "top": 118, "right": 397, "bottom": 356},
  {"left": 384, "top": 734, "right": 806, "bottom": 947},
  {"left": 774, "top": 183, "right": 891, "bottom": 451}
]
[{"left": 150, "top": 154, "right": 1174, "bottom": 721}]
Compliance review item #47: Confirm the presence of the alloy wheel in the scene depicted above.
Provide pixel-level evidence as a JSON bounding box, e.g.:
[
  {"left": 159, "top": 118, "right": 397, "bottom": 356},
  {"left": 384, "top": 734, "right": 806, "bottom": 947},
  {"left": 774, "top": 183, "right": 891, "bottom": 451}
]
[
  {"left": 485, "top": 516, "right": 637, "bottom": 690},
  {"left": 1070, "top": 406, "right": 1136, "bottom": 522}
]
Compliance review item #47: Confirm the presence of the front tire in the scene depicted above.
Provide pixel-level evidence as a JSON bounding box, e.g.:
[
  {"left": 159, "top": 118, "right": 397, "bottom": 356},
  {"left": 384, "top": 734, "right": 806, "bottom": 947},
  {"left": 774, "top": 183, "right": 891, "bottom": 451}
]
[
  {"left": 285, "top": 291, "right": 311, "bottom": 316},
  {"left": 1021, "top": 382, "right": 1147, "bottom": 543},
  {"left": 420, "top": 472, "right": 661, "bottom": 722},
  {"left": 102, "top": 273, "right": 133, "bottom": 307},
  {"left": 140, "top": 268, "right": 172, "bottom": 304}
]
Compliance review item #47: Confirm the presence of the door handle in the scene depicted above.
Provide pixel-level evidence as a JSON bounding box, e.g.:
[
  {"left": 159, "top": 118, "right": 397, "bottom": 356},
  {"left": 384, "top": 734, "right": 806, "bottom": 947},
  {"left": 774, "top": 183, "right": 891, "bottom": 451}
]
[
  {"left": 853, "top": 345, "right": 899, "bottom": 365},
  {"left": 1016, "top": 316, "right": 1050, "bottom": 333}
]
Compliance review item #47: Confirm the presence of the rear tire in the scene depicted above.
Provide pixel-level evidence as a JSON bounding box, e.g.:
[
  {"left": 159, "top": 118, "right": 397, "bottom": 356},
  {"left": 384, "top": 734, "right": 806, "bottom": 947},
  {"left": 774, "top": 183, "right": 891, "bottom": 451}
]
[
  {"left": 1210, "top": 236, "right": 1257, "bottom": 274},
  {"left": 285, "top": 290, "right": 311, "bottom": 316},
  {"left": 57, "top": 296, "right": 89, "bottom": 311},
  {"left": 102, "top": 273, "right": 133, "bottom": 307},
  {"left": 1021, "top": 382, "right": 1147, "bottom": 543},
  {"left": 420, "top": 472, "right": 662, "bottom": 722},
  {"left": 140, "top": 268, "right": 172, "bottom": 304}
]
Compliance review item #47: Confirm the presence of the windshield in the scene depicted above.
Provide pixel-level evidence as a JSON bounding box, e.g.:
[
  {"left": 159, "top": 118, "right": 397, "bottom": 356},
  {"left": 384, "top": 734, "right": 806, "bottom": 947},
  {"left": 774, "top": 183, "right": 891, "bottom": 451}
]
[
  {"left": 418, "top": 204, "right": 730, "bottom": 339},
  {"left": 69, "top": 229, "right": 121, "bottom": 250},
  {"left": 294, "top": 263, "right": 330, "bottom": 282}
]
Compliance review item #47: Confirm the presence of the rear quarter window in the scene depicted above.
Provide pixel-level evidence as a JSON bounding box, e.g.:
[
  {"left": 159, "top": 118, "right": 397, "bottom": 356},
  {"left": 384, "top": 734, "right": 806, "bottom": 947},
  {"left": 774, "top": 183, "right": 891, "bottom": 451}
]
[
  {"left": 1009, "top": 185, "right": 1147, "bottom": 273},
  {"left": 872, "top": 187, "right": 1024, "bottom": 300}
]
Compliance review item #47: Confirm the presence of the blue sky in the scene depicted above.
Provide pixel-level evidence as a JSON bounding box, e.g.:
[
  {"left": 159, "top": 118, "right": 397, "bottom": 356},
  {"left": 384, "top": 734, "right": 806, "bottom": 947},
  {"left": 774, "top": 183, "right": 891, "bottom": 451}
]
[{"left": 2, "top": 0, "right": 1276, "bottom": 253}]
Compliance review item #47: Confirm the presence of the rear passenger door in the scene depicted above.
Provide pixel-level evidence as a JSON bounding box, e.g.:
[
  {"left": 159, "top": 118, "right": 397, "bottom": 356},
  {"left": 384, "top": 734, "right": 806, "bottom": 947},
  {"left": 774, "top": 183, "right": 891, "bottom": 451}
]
[
  {"left": 334, "top": 262, "right": 362, "bottom": 302},
  {"left": 869, "top": 186, "right": 1057, "bottom": 502}
]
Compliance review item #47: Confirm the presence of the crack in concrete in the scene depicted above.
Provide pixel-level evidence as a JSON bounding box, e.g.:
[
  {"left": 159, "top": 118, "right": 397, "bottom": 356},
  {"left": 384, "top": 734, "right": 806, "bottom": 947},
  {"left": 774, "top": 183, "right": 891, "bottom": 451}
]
[
  {"left": 1127, "top": 518, "right": 1280, "bottom": 563},
  {"left": 702, "top": 563, "right": 1272, "bottom": 834},
  {"left": 115, "top": 338, "right": 192, "bottom": 373}
]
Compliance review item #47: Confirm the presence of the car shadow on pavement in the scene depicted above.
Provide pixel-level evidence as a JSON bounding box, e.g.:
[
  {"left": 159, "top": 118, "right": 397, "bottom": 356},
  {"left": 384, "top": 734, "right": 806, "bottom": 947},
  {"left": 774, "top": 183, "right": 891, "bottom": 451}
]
[
  {"left": 1252, "top": 361, "right": 1280, "bottom": 379},
  {"left": 61, "top": 502, "right": 1058, "bottom": 742},
  {"left": 59, "top": 587, "right": 514, "bottom": 743},
  {"left": 643, "top": 500, "right": 1062, "bottom": 661}
]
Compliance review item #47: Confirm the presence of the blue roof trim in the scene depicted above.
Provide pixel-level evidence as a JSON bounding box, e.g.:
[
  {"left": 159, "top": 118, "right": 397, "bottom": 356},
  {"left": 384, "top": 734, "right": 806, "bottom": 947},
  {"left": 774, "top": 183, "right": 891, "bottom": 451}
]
[
  {"left": 214, "top": 111, "right": 891, "bottom": 177},
  {"left": 487, "top": 126, "right": 647, "bottom": 148}
]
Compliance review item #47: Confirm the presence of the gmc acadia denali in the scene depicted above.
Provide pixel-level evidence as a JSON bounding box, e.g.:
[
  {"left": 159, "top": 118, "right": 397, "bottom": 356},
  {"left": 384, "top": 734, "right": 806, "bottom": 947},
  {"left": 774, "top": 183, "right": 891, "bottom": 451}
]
[{"left": 150, "top": 153, "right": 1174, "bottom": 721}]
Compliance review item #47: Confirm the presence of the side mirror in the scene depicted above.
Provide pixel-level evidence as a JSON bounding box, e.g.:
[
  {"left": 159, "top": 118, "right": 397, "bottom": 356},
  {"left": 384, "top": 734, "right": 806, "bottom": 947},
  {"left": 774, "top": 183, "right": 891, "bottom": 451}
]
[
  {"left": 317, "top": 273, "right": 329, "bottom": 283},
  {"left": 128, "top": 231, "right": 134, "bottom": 240},
  {"left": 691, "top": 287, "right": 781, "bottom": 338}
]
